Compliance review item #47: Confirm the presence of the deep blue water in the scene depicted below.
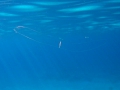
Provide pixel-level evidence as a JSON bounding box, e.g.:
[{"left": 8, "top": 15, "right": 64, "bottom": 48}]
[{"left": 0, "top": 0, "right": 120, "bottom": 90}]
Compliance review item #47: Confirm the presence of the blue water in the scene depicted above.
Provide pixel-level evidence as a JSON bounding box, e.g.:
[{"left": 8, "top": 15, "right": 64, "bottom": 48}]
[{"left": 0, "top": 0, "right": 120, "bottom": 90}]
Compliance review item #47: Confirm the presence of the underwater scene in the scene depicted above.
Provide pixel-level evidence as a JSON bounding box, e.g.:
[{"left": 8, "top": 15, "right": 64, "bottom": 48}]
[{"left": 0, "top": 0, "right": 120, "bottom": 90}]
